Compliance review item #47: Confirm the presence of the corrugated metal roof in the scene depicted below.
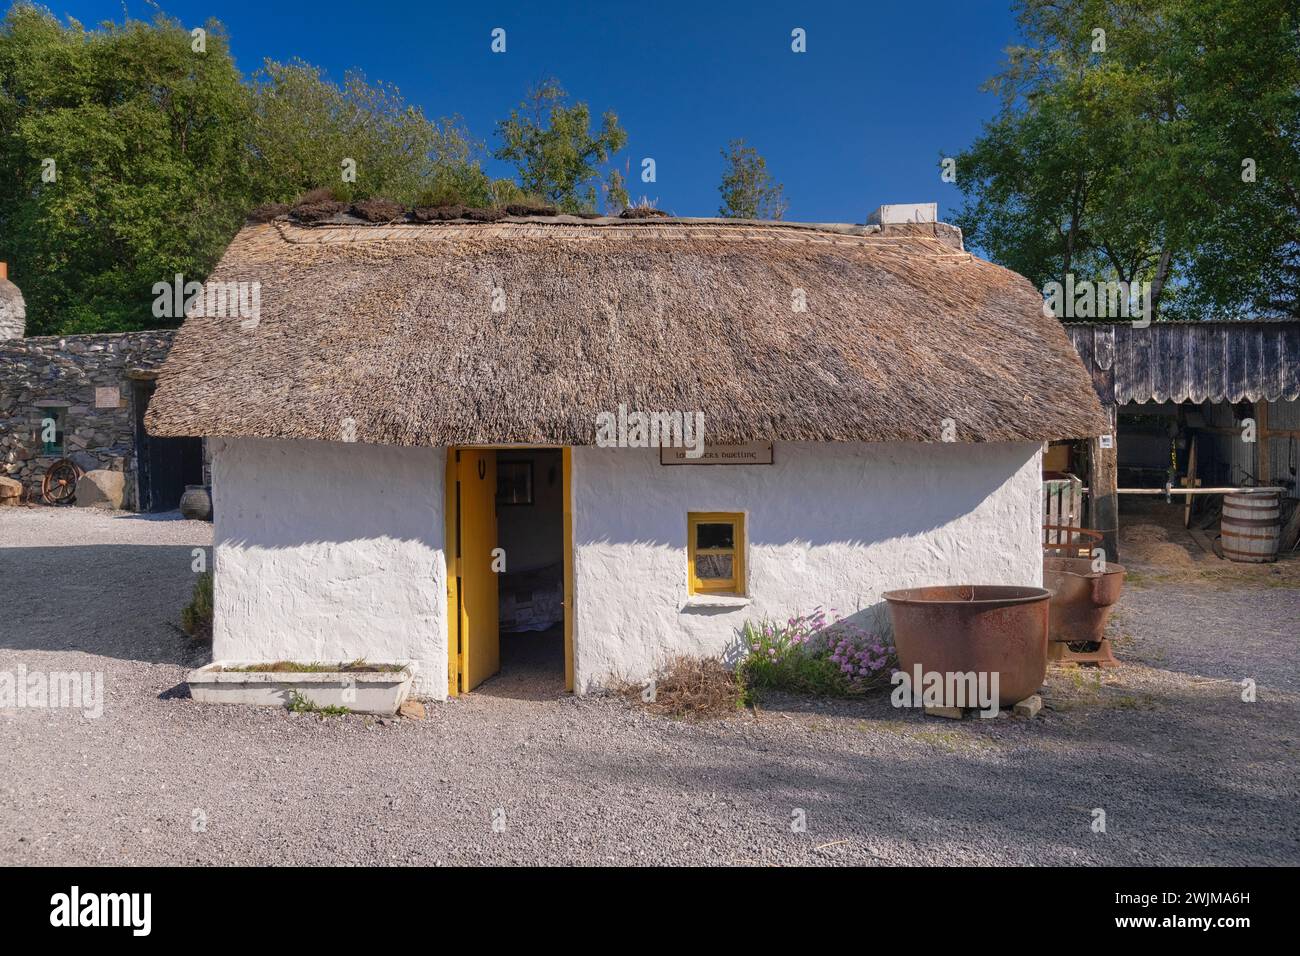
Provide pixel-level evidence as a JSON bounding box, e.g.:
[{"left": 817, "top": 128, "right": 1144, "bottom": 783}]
[{"left": 1066, "top": 321, "right": 1300, "bottom": 405}]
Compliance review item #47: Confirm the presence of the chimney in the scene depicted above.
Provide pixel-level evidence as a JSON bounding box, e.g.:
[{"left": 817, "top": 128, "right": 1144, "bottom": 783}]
[
  {"left": 866, "top": 203, "right": 938, "bottom": 225},
  {"left": 866, "top": 202, "right": 963, "bottom": 251},
  {"left": 0, "top": 259, "right": 27, "bottom": 341}
]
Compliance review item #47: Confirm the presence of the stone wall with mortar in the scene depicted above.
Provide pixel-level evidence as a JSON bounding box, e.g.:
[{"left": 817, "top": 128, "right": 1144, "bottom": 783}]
[{"left": 0, "top": 331, "right": 175, "bottom": 508}]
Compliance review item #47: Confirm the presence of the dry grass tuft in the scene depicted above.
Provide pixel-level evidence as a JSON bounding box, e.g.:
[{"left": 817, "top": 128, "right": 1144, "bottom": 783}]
[
  {"left": 619, "top": 655, "right": 746, "bottom": 720},
  {"left": 620, "top": 198, "right": 668, "bottom": 219}
]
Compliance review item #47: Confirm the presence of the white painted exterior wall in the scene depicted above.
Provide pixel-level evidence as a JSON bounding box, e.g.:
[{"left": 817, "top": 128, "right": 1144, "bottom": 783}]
[
  {"left": 209, "top": 437, "right": 448, "bottom": 697},
  {"left": 570, "top": 441, "right": 1043, "bottom": 693},
  {"left": 211, "top": 437, "right": 1041, "bottom": 701}
]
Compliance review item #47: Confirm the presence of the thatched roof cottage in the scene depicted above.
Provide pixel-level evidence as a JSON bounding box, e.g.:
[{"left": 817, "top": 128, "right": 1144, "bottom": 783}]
[{"left": 147, "top": 210, "right": 1106, "bottom": 698}]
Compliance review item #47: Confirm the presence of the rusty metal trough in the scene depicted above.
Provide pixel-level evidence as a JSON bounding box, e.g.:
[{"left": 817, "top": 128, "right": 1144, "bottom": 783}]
[
  {"left": 1042, "top": 556, "right": 1125, "bottom": 666},
  {"left": 882, "top": 585, "right": 1051, "bottom": 707}
]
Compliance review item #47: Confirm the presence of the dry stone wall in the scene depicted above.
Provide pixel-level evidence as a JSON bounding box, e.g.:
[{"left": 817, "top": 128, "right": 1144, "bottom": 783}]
[{"left": 0, "top": 332, "right": 174, "bottom": 507}]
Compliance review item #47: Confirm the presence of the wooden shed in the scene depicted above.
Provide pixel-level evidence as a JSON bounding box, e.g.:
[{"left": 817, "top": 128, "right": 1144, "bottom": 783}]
[{"left": 1065, "top": 320, "right": 1300, "bottom": 558}]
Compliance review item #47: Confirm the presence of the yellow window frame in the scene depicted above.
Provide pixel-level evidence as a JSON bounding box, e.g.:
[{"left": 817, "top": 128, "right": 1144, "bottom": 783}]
[{"left": 688, "top": 512, "right": 745, "bottom": 595}]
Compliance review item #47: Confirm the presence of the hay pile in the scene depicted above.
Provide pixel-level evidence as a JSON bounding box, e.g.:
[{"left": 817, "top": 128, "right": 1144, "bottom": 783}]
[{"left": 1121, "top": 523, "right": 1197, "bottom": 567}]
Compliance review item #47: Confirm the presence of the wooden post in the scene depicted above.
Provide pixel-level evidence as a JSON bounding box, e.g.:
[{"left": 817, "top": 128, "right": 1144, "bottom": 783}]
[
  {"left": 1183, "top": 435, "right": 1198, "bottom": 528},
  {"left": 1255, "top": 401, "right": 1271, "bottom": 485},
  {"left": 1089, "top": 403, "right": 1120, "bottom": 562}
]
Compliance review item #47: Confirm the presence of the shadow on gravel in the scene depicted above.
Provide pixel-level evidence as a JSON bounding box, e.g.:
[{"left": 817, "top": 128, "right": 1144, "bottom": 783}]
[
  {"left": 0, "top": 544, "right": 206, "bottom": 666},
  {"left": 107, "top": 510, "right": 192, "bottom": 523},
  {"left": 581, "top": 689, "right": 1299, "bottom": 865},
  {"left": 158, "top": 681, "right": 193, "bottom": 700}
]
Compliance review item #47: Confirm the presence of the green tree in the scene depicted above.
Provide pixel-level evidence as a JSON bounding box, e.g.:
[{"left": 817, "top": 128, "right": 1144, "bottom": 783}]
[
  {"left": 0, "top": 5, "right": 500, "bottom": 334},
  {"left": 248, "top": 60, "right": 489, "bottom": 206},
  {"left": 718, "top": 139, "right": 786, "bottom": 220},
  {"left": 952, "top": 0, "right": 1300, "bottom": 320},
  {"left": 0, "top": 5, "right": 254, "bottom": 334},
  {"left": 493, "top": 78, "right": 628, "bottom": 213}
]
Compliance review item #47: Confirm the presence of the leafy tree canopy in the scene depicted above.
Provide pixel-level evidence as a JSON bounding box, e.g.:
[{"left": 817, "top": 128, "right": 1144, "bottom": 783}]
[
  {"left": 248, "top": 59, "right": 487, "bottom": 207},
  {"left": 493, "top": 78, "right": 629, "bottom": 214},
  {"left": 952, "top": 0, "right": 1300, "bottom": 320},
  {"left": 0, "top": 5, "right": 252, "bottom": 334},
  {"left": 0, "top": 9, "right": 634, "bottom": 333},
  {"left": 717, "top": 139, "right": 787, "bottom": 220}
]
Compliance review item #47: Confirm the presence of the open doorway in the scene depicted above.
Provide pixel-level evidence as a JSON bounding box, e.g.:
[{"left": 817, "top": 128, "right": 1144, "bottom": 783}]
[
  {"left": 445, "top": 447, "right": 572, "bottom": 698},
  {"left": 493, "top": 449, "right": 565, "bottom": 696},
  {"left": 133, "top": 378, "right": 203, "bottom": 512}
]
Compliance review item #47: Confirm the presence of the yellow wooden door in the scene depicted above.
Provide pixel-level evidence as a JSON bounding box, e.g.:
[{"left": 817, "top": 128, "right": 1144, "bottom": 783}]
[
  {"left": 445, "top": 450, "right": 460, "bottom": 697},
  {"left": 454, "top": 448, "right": 499, "bottom": 692}
]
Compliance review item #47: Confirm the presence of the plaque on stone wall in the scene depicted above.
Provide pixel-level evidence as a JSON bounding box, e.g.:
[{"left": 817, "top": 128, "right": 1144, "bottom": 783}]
[{"left": 95, "top": 387, "right": 119, "bottom": 409}]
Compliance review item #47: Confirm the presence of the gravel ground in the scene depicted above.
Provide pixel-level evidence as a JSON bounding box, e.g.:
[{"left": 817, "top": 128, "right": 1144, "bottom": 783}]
[{"left": 2, "top": 506, "right": 1297, "bottom": 866}]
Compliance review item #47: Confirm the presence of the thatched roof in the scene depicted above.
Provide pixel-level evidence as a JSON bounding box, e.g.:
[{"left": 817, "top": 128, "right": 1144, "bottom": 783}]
[{"left": 145, "top": 216, "right": 1107, "bottom": 446}]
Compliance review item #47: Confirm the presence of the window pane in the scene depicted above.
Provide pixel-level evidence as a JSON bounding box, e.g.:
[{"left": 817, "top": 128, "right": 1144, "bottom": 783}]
[
  {"left": 695, "top": 522, "right": 734, "bottom": 550},
  {"left": 695, "top": 553, "right": 733, "bottom": 580}
]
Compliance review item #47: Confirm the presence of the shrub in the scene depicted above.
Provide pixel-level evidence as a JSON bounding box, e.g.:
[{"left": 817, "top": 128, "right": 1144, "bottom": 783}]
[
  {"left": 621, "top": 655, "right": 745, "bottom": 720},
  {"left": 738, "top": 607, "right": 894, "bottom": 698},
  {"left": 180, "top": 571, "right": 213, "bottom": 641}
]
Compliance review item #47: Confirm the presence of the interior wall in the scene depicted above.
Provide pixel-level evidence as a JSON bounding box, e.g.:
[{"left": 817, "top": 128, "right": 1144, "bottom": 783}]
[
  {"left": 495, "top": 449, "right": 564, "bottom": 572},
  {"left": 495, "top": 448, "right": 565, "bottom": 634},
  {"left": 570, "top": 440, "right": 1044, "bottom": 693},
  {"left": 210, "top": 437, "right": 448, "bottom": 697}
]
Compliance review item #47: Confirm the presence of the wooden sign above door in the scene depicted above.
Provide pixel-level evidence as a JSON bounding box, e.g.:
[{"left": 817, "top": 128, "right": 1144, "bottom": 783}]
[{"left": 660, "top": 442, "right": 774, "bottom": 466}]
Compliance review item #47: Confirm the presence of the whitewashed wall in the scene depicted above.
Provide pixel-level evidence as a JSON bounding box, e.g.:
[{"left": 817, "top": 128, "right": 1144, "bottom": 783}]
[
  {"left": 210, "top": 437, "right": 448, "bottom": 697},
  {"left": 210, "top": 438, "right": 1042, "bottom": 701},
  {"left": 570, "top": 441, "right": 1043, "bottom": 693}
]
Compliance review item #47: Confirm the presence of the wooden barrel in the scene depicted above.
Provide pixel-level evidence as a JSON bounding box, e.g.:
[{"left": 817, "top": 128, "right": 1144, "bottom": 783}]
[{"left": 1221, "top": 491, "right": 1281, "bottom": 563}]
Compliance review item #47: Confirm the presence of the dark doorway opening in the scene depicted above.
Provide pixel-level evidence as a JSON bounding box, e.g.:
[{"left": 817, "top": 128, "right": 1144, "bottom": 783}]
[
  {"left": 132, "top": 379, "right": 203, "bottom": 512},
  {"left": 488, "top": 448, "right": 566, "bottom": 697}
]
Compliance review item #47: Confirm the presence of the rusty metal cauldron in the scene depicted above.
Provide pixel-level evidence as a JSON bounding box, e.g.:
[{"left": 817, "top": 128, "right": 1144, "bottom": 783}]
[
  {"left": 882, "top": 585, "right": 1051, "bottom": 707},
  {"left": 1042, "top": 556, "right": 1126, "bottom": 644}
]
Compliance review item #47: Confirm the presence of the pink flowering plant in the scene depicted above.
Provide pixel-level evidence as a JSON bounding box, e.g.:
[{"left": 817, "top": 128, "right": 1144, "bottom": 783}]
[{"left": 739, "top": 606, "right": 895, "bottom": 698}]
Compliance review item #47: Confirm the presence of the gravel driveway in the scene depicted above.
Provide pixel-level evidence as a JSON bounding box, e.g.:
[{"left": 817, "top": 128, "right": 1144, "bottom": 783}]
[{"left": 2, "top": 507, "right": 1297, "bottom": 866}]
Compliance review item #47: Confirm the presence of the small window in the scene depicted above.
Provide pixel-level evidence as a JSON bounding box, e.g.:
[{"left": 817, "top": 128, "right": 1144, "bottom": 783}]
[
  {"left": 688, "top": 512, "right": 745, "bottom": 595},
  {"left": 38, "top": 407, "right": 66, "bottom": 456}
]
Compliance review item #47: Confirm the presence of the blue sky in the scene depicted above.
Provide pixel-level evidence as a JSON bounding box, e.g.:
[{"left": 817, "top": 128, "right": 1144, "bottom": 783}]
[{"left": 34, "top": 0, "right": 1022, "bottom": 222}]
